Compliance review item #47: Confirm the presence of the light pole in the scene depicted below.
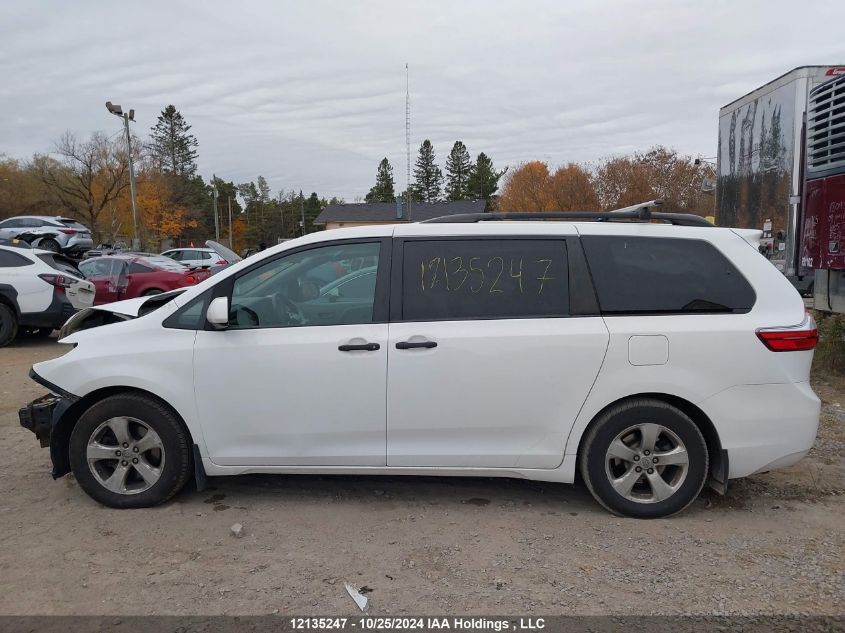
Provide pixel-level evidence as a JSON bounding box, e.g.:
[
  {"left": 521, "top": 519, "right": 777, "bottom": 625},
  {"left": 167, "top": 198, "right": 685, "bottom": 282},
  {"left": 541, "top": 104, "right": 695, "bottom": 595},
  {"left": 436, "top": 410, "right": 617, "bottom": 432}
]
[{"left": 105, "top": 101, "right": 140, "bottom": 250}]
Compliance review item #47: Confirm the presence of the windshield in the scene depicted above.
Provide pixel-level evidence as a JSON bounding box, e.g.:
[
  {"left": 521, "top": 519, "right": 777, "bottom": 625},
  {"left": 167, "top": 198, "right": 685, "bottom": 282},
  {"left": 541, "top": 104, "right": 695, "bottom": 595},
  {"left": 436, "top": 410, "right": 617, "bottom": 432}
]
[{"left": 143, "top": 256, "right": 190, "bottom": 272}]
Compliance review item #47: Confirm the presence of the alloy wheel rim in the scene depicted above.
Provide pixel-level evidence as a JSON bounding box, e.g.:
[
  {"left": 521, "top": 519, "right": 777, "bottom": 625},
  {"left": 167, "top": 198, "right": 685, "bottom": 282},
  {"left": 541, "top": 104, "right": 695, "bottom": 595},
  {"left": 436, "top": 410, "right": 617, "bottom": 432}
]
[
  {"left": 86, "top": 417, "right": 165, "bottom": 495},
  {"left": 604, "top": 423, "right": 690, "bottom": 504}
]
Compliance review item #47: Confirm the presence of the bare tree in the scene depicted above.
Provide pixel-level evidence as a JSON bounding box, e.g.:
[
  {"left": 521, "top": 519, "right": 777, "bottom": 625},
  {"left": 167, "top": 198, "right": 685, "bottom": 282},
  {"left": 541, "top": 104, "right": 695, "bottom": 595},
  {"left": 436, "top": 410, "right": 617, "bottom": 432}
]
[{"left": 33, "top": 131, "right": 131, "bottom": 238}]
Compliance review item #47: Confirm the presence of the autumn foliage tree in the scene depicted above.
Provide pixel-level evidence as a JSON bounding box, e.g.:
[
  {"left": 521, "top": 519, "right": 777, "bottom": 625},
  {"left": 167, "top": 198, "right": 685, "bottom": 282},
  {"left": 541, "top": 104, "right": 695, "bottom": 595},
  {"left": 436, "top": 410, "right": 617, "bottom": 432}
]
[
  {"left": 593, "top": 147, "right": 712, "bottom": 213},
  {"left": 497, "top": 161, "right": 557, "bottom": 211},
  {"left": 32, "top": 131, "right": 132, "bottom": 239},
  {"left": 549, "top": 164, "right": 600, "bottom": 210},
  {"left": 499, "top": 147, "right": 712, "bottom": 216}
]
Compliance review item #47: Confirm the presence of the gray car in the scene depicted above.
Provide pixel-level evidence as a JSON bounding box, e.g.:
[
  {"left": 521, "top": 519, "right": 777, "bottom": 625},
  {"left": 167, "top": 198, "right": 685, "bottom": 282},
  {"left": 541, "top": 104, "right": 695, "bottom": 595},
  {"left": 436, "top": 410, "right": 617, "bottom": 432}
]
[{"left": 0, "top": 215, "right": 94, "bottom": 255}]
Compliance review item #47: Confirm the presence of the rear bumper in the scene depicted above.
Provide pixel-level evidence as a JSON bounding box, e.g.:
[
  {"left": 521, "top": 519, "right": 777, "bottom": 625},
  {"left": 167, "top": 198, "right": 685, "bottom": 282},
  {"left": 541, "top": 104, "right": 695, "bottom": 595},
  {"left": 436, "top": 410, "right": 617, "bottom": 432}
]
[
  {"left": 699, "top": 381, "right": 821, "bottom": 478},
  {"left": 63, "top": 237, "right": 94, "bottom": 253},
  {"left": 19, "top": 292, "right": 75, "bottom": 330}
]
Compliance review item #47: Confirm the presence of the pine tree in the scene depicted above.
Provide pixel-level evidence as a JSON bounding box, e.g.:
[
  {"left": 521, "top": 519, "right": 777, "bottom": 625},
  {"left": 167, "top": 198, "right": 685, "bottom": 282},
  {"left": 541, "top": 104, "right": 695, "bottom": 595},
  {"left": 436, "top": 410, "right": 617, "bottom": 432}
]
[
  {"left": 303, "top": 191, "right": 321, "bottom": 233},
  {"left": 148, "top": 105, "right": 199, "bottom": 177},
  {"left": 411, "top": 140, "right": 443, "bottom": 202},
  {"left": 365, "top": 158, "right": 396, "bottom": 203},
  {"left": 445, "top": 141, "right": 473, "bottom": 201},
  {"left": 467, "top": 152, "right": 506, "bottom": 202}
]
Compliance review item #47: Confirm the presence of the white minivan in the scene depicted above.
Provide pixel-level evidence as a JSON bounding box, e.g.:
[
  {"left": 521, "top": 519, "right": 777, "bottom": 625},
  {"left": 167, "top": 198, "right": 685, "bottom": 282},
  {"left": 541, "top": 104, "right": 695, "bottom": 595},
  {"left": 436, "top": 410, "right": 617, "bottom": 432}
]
[{"left": 19, "top": 209, "right": 820, "bottom": 518}]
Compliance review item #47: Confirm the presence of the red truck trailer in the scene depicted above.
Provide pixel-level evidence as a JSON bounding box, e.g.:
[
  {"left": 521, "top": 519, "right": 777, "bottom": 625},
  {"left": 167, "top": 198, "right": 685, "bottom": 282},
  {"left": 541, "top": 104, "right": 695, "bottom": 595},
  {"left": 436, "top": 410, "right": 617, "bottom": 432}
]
[{"left": 800, "top": 71, "right": 845, "bottom": 312}]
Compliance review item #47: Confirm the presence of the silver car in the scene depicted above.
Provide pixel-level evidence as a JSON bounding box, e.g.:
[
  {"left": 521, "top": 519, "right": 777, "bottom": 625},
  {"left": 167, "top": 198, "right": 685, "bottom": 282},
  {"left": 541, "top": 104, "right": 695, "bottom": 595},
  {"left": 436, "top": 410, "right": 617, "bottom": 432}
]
[
  {"left": 160, "top": 247, "right": 230, "bottom": 268},
  {"left": 0, "top": 216, "right": 94, "bottom": 255}
]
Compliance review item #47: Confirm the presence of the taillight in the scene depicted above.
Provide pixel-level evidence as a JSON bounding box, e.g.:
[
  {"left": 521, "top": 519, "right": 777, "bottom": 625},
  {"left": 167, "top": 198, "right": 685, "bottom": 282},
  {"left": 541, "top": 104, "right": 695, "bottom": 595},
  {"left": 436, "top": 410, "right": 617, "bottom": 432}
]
[
  {"left": 59, "top": 229, "right": 77, "bottom": 235},
  {"left": 757, "top": 315, "right": 819, "bottom": 352},
  {"left": 216, "top": 259, "right": 227, "bottom": 265},
  {"left": 38, "top": 273, "right": 74, "bottom": 293},
  {"left": 185, "top": 274, "right": 197, "bottom": 284}
]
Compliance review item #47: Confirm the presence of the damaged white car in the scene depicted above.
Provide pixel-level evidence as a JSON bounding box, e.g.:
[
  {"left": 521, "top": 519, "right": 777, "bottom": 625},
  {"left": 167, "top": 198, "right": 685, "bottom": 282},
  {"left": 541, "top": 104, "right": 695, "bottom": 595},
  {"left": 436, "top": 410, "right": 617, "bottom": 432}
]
[{"left": 19, "top": 214, "right": 821, "bottom": 518}]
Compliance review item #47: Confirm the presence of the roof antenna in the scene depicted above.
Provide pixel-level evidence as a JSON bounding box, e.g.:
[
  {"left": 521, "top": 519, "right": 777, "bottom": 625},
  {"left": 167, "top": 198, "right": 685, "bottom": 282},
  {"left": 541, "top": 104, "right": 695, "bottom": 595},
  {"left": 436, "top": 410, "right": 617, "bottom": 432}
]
[{"left": 405, "top": 62, "right": 412, "bottom": 222}]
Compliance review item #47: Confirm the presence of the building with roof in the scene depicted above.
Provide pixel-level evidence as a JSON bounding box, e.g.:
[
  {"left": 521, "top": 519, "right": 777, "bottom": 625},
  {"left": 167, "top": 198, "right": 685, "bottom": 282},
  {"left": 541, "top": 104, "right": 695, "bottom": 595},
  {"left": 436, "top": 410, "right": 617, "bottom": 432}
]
[{"left": 314, "top": 200, "right": 487, "bottom": 230}]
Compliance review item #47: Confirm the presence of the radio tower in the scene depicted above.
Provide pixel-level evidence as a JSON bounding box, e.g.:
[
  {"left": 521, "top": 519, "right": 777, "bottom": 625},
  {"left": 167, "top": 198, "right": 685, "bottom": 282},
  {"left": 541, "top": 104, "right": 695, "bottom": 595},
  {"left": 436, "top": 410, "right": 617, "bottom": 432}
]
[{"left": 405, "top": 63, "right": 412, "bottom": 221}]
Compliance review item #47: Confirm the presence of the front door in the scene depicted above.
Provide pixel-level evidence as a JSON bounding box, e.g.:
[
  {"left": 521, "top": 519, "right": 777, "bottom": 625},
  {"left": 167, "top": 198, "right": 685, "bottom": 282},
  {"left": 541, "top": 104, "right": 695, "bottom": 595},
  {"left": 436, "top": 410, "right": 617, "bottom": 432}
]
[
  {"left": 193, "top": 239, "right": 390, "bottom": 466},
  {"left": 78, "top": 258, "right": 127, "bottom": 304},
  {"left": 386, "top": 236, "right": 609, "bottom": 469}
]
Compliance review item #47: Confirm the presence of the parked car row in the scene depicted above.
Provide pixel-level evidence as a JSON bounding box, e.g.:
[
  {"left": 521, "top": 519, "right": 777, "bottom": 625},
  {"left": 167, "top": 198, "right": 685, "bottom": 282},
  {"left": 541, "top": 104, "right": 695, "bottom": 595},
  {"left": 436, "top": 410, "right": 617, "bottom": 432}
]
[
  {"left": 0, "top": 215, "right": 93, "bottom": 255},
  {"left": 0, "top": 218, "right": 238, "bottom": 346}
]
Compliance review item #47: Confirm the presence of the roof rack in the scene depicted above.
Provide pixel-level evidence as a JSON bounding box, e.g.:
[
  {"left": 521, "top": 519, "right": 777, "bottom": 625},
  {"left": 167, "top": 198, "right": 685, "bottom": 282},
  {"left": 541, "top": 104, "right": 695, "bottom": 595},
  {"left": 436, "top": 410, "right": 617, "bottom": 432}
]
[{"left": 423, "top": 199, "right": 714, "bottom": 227}]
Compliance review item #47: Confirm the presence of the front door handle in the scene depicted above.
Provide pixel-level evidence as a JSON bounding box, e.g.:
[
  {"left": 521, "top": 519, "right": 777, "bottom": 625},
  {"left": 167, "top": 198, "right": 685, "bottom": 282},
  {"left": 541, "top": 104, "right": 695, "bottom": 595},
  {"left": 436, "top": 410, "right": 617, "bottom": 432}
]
[
  {"left": 338, "top": 342, "right": 380, "bottom": 352},
  {"left": 396, "top": 340, "right": 437, "bottom": 350}
]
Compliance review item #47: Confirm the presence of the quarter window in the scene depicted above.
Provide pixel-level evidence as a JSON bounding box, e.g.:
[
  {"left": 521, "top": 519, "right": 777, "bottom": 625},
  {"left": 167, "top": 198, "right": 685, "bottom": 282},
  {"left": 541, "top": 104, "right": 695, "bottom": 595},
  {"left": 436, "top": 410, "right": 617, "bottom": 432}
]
[
  {"left": 0, "top": 250, "right": 32, "bottom": 267},
  {"left": 581, "top": 236, "right": 756, "bottom": 314},
  {"left": 230, "top": 242, "right": 381, "bottom": 329},
  {"left": 401, "top": 239, "right": 569, "bottom": 321}
]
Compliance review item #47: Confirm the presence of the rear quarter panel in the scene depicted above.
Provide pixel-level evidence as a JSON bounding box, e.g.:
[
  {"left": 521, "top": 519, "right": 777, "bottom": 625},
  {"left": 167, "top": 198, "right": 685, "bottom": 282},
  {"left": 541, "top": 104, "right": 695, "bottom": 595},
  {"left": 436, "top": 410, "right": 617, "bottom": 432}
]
[{"left": 564, "top": 225, "right": 811, "bottom": 457}]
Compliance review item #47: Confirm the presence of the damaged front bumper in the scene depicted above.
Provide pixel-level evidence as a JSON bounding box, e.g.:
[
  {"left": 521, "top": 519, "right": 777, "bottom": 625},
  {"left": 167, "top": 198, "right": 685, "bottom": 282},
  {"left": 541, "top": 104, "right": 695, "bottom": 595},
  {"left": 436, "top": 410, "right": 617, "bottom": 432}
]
[
  {"left": 19, "top": 369, "right": 79, "bottom": 478},
  {"left": 19, "top": 393, "right": 64, "bottom": 448}
]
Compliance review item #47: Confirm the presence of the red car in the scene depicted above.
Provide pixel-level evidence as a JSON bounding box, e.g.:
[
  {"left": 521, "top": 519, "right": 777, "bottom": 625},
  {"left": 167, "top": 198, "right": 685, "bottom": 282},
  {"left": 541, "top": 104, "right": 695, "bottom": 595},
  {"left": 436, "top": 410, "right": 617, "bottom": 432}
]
[{"left": 78, "top": 254, "right": 212, "bottom": 305}]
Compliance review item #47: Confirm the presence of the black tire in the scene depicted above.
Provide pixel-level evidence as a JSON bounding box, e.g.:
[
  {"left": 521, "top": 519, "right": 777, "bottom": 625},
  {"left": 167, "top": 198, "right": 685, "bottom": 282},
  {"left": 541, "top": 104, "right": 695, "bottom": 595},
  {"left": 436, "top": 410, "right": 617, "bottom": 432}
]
[
  {"left": 0, "top": 303, "right": 18, "bottom": 347},
  {"left": 38, "top": 238, "right": 61, "bottom": 253},
  {"left": 579, "top": 398, "right": 708, "bottom": 519},
  {"left": 142, "top": 289, "right": 164, "bottom": 296},
  {"left": 68, "top": 393, "right": 192, "bottom": 508}
]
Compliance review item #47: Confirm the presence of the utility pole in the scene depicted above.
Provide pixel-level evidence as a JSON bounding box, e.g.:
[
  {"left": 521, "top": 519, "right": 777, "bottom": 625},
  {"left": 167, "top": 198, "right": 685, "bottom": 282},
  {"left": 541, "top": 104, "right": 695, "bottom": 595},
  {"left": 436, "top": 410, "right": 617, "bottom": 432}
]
[
  {"left": 211, "top": 175, "right": 220, "bottom": 241},
  {"left": 300, "top": 189, "right": 305, "bottom": 236},
  {"left": 227, "top": 196, "right": 233, "bottom": 248},
  {"left": 279, "top": 191, "right": 285, "bottom": 238},
  {"left": 105, "top": 102, "right": 140, "bottom": 249}
]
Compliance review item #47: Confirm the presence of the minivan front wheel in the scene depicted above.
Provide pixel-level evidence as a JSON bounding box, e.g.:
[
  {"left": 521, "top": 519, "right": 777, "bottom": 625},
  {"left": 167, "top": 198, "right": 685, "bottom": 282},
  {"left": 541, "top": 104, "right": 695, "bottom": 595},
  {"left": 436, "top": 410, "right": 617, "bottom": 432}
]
[
  {"left": 69, "top": 393, "right": 192, "bottom": 508},
  {"left": 580, "top": 398, "right": 708, "bottom": 518}
]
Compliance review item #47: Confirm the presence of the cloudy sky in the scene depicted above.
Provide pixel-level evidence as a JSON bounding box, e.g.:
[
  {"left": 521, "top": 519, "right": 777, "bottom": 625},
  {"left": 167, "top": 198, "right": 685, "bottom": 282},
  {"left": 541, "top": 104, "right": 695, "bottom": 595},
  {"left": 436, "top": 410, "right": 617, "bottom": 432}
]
[{"left": 2, "top": 1, "right": 844, "bottom": 200}]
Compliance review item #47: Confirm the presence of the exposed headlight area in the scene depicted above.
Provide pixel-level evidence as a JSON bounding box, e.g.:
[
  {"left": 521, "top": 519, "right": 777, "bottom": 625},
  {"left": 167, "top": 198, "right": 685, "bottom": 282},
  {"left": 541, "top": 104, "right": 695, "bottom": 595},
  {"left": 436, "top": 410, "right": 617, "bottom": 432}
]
[{"left": 58, "top": 307, "right": 131, "bottom": 340}]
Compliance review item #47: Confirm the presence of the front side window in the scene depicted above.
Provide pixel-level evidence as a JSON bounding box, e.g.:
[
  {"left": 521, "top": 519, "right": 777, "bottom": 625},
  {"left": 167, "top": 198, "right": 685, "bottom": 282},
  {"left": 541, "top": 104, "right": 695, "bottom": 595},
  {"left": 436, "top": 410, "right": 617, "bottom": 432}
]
[
  {"left": 230, "top": 241, "right": 381, "bottom": 329},
  {"left": 581, "top": 236, "right": 756, "bottom": 314},
  {"left": 401, "top": 239, "right": 569, "bottom": 321}
]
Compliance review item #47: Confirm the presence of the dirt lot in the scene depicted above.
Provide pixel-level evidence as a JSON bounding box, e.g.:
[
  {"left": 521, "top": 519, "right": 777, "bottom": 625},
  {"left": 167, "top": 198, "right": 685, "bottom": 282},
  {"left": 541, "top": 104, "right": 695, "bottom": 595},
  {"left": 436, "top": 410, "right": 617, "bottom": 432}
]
[{"left": 0, "top": 338, "right": 843, "bottom": 616}]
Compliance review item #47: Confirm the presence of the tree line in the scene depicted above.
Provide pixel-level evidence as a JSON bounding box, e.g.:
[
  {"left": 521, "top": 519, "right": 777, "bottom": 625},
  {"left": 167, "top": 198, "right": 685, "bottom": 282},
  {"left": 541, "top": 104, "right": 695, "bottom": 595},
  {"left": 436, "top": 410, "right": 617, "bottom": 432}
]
[
  {"left": 0, "top": 106, "right": 326, "bottom": 251},
  {"left": 365, "top": 140, "right": 506, "bottom": 206},
  {"left": 497, "top": 147, "right": 714, "bottom": 215},
  {"left": 1, "top": 111, "right": 714, "bottom": 252}
]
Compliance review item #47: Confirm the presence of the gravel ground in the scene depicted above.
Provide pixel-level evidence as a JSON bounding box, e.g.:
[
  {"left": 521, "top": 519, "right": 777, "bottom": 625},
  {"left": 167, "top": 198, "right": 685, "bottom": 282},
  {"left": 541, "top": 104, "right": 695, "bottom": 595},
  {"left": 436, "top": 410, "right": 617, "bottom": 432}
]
[{"left": 0, "top": 337, "right": 843, "bottom": 616}]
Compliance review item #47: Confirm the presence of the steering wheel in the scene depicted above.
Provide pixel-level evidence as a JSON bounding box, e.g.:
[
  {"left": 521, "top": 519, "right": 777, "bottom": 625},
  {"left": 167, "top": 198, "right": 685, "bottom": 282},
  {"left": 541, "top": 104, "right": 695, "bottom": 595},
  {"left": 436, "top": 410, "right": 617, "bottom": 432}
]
[
  {"left": 273, "top": 295, "right": 305, "bottom": 326},
  {"left": 230, "top": 305, "right": 259, "bottom": 327}
]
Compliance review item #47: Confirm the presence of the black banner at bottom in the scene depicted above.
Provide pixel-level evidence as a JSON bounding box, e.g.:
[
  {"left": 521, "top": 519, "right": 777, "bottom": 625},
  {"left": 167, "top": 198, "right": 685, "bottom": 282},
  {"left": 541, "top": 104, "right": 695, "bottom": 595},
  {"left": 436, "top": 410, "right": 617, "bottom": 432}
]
[{"left": 0, "top": 616, "right": 843, "bottom": 633}]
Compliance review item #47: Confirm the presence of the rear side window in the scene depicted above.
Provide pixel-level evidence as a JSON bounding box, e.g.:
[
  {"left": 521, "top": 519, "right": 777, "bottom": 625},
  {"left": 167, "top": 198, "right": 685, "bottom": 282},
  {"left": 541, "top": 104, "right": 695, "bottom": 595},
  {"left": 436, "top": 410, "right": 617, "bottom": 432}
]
[
  {"left": 128, "top": 262, "right": 154, "bottom": 274},
  {"left": 0, "top": 250, "right": 32, "bottom": 267},
  {"left": 581, "top": 236, "right": 755, "bottom": 314},
  {"left": 37, "top": 253, "right": 81, "bottom": 276},
  {"left": 401, "top": 239, "right": 569, "bottom": 321}
]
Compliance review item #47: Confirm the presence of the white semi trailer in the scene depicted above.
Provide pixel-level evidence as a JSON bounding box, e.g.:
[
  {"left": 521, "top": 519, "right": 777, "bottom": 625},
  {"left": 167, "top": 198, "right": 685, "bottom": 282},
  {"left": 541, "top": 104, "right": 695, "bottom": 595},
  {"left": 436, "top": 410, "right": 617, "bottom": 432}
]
[{"left": 716, "top": 65, "right": 845, "bottom": 299}]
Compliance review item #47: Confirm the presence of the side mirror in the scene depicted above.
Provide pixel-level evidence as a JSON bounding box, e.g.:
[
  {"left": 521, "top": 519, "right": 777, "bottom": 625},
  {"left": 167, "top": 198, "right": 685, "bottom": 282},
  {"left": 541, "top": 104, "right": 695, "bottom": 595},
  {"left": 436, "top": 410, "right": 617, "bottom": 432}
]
[{"left": 206, "top": 296, "right": 229, "bottom": 329}]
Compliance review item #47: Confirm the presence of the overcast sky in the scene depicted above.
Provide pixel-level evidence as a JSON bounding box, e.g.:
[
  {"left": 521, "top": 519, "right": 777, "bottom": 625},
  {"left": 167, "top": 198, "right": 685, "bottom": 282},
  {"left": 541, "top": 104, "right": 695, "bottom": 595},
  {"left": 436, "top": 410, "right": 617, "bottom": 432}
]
[{"left": 2, "top": 0, "right": 844, "bottom": 200}]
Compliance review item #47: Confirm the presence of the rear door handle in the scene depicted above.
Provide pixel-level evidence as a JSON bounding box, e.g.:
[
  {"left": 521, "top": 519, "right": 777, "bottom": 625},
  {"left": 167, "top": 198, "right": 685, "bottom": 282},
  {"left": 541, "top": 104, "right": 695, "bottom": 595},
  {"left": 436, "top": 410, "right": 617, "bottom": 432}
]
[
  {"left": 338, "top": 342, "right": 380, "bottom": 352},
  {"left": 396, "top": 340, "right": 437, "bottom": 350}
]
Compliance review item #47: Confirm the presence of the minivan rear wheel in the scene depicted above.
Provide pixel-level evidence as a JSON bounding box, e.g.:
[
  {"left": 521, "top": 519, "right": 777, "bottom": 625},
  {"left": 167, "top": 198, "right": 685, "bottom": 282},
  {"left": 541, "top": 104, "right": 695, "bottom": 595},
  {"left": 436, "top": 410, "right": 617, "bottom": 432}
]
[
  {"left": 580, "top": 398, "right": 708, "bottom": 518},
  {"left": 69, "top": 393, "right": 192, "bottom": 508}
]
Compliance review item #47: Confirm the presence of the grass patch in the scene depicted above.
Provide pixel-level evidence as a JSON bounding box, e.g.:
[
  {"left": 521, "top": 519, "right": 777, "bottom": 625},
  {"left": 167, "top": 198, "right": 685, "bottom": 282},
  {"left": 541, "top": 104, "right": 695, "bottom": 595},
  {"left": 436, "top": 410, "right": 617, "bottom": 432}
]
[{"left": 813, "top": 310, "right": 845, "bottom": 376}]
